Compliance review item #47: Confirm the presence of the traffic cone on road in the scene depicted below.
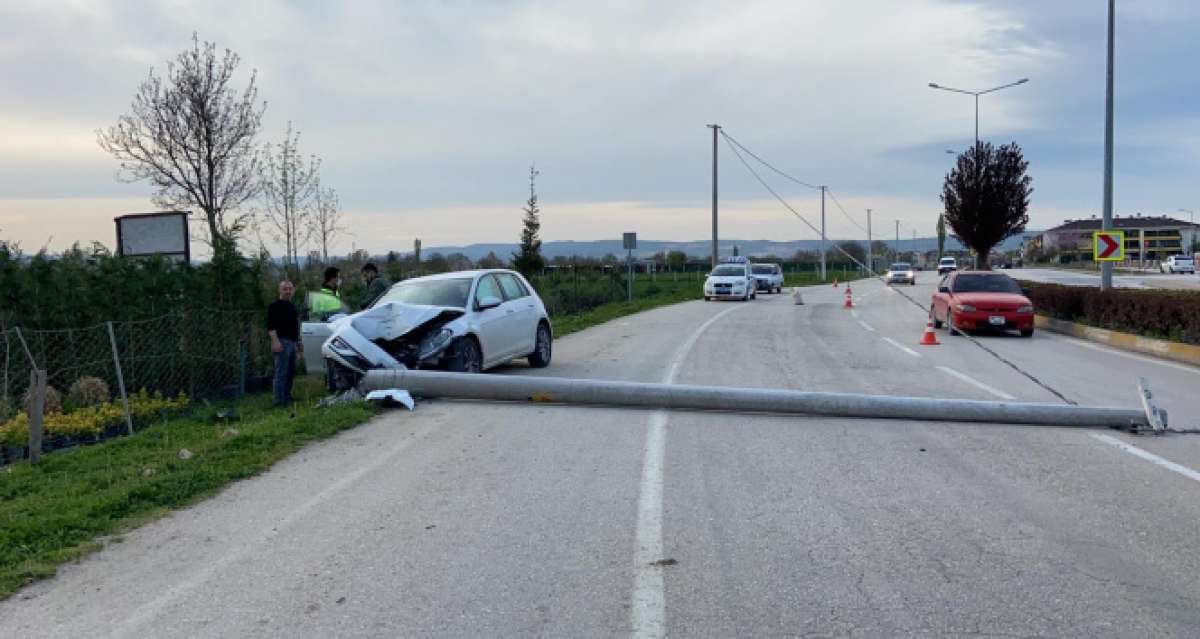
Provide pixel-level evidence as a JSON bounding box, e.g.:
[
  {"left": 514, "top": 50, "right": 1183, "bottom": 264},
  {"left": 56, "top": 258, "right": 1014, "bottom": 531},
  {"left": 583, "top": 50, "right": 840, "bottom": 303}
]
[
  {"left": 920, "top": 321, "right": 941, "bottom": 346},
  {"left": 843, "top": 287, "right": 854, "bottom": 309},
  {"left": 792, "top": 288, "right": 805, "bottom": 305},
  {"left": 832, "top": 278, "right": 839, "bottom": 288}
]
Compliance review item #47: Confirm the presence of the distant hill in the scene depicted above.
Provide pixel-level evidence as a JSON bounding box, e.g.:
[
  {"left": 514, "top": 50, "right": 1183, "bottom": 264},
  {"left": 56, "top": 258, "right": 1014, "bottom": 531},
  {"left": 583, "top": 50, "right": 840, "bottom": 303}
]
[{"left": 419, "top": 235, "right": 1037, "bottom": 261}]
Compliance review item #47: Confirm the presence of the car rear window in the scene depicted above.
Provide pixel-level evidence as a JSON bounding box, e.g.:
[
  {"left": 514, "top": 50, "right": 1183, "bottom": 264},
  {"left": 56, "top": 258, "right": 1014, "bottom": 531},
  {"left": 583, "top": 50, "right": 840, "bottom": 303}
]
[
  {"left": 889, "top": 263, "right": 911, "bottom": 271},
  {"left": 752, "top": 265, "right": 775, "bottom": 274},
  {"left": 951, "top": 274, "right": 1022, "bottom": 294}
]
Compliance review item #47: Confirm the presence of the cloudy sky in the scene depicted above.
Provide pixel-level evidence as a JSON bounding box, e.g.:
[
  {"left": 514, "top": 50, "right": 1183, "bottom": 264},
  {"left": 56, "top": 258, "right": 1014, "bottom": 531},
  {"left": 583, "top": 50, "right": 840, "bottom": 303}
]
[{"left": 1, "top": 0, "right": 1198, "bottom": 256}]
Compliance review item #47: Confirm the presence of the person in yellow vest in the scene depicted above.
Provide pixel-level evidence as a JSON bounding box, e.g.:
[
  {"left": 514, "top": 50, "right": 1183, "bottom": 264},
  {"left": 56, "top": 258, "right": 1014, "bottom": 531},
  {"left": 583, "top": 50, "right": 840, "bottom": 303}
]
[{"left": 308, "top": 266, "right": 345, "bottom": 318}]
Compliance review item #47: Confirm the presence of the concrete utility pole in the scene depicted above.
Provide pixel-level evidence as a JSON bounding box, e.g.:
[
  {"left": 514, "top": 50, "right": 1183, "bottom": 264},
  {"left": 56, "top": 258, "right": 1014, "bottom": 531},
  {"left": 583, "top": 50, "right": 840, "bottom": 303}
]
[
  {"left": 820, "top": 186, "right": 827, "bottom": 280},
  {"left": 1101, "top": 0, "right": 1116, "bottom": 291},
  {"left": 895, "top": 220, "right": 900, "bottom": 258},
  {"left": 707, "top": 124, "right": 721, "bottom": 270},
  {"left": 866, "top": 208, "right": 873, "bottom": 273}
]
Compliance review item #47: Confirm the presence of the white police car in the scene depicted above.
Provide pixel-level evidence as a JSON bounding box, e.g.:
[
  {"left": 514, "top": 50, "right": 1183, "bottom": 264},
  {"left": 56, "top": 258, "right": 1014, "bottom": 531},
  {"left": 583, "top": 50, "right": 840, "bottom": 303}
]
[{"left": 704, "top": 257, "right": 757, "bottom": 301}]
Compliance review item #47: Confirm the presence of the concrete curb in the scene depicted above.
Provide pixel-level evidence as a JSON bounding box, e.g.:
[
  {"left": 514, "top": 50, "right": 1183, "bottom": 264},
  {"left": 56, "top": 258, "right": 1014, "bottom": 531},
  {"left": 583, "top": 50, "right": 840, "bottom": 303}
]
[{"left": 1035, "top": 315, "right": 1200, "bottom": 368}]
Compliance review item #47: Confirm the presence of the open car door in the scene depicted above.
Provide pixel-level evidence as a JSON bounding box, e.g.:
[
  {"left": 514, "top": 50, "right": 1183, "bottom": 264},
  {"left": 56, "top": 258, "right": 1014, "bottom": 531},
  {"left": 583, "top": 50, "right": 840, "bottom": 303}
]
[{"left": 300, "top": 290, "right": 349, "bottom": 375}]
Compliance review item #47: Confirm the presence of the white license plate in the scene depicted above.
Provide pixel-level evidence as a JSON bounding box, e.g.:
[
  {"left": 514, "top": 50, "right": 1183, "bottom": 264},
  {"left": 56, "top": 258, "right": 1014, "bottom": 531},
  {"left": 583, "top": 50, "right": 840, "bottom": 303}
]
[{"left": 989, "top": 316, "right": 1006, "bottom": 325}]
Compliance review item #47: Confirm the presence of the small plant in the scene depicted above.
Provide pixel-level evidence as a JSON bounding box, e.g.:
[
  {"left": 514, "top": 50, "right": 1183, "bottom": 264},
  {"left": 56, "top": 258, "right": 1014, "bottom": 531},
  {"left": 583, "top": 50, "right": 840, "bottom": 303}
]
[
  {"left": 68, "top": 376, "right": 111, "bottom": 407},
  {"left": 22, "top": 384, "right": 63, "bottom": 414}
]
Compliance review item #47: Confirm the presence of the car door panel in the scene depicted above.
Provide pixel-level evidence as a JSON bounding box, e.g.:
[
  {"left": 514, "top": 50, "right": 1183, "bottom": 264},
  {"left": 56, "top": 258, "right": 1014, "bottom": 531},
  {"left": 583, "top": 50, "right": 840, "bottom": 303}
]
[
  {"left": 496, "top": 273, "right": 536, "bottom": 355},
  {"left": 472, "top": 274, "right": 515, "bottom": 366}
]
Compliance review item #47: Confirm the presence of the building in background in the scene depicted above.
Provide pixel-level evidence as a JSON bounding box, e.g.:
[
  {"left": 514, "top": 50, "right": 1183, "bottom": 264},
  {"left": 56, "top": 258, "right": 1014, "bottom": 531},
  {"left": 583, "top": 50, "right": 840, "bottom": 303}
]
[{"left": 1035, "top": 214, "right": 1199, "bottom": 264}]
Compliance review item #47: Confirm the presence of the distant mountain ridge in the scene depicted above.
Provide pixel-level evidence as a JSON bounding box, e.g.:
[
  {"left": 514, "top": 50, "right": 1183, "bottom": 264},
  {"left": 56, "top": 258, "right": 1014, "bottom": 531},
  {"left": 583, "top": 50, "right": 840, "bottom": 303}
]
[{"left": 417, "top": 235, "right": 1036, "bottom": 261}]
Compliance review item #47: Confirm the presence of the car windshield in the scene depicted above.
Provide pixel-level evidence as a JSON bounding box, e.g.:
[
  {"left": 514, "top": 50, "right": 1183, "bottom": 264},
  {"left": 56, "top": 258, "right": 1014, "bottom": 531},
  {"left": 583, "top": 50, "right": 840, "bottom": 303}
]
[
  {"left": 374, "top": 277, "right": 473, "bottom": 308},
  {"left": 889, "top": 263, "right": 911, "bottom": 271},
  {"left": 940, "top": 258, "right": 955, "bottom": 264},
  {"left": 751, "top": 265, "right": 775, "bottom": 274},
  {"left": 711, "top": 266, "right": 745, "bottom": 276},
  {"left": 952, "top": 274, "right": 1022, "bottom": 294}
]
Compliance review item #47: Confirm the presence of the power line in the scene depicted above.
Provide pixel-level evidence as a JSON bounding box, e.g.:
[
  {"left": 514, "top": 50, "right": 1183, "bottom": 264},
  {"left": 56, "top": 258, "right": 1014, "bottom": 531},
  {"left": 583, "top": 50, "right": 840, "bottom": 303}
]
[
  {"left": 824, "top": 188, "right": 870, "bottom": 235},
  {"left": 719, "top": 131, "right": 821, "bottom": 191}
]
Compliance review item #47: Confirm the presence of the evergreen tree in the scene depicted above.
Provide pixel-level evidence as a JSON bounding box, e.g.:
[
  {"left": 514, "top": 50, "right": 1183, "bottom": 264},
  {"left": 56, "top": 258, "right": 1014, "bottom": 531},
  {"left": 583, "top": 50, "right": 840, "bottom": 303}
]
[{"left": 512, "top": 165, "right": 545, "bottom": 276}]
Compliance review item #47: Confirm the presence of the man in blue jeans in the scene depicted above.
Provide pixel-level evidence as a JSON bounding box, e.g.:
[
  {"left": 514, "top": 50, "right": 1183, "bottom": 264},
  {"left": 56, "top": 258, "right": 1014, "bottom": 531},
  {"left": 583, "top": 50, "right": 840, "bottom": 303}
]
[{"left": 267, "top": 280, "right": 302, "bottom": 408}]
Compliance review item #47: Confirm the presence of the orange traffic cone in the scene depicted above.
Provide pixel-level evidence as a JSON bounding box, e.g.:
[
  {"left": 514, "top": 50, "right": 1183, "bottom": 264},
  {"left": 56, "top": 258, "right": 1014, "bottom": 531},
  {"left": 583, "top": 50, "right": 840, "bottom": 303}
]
[
  {"left": 843, "top": 287, "right": 854, "bottom": 309},
  {"left": 920, "top": 321, "right": 941, "bottom": 346},
  {"left": 832, "top": 278, "right": 839, "bottom": 288}
]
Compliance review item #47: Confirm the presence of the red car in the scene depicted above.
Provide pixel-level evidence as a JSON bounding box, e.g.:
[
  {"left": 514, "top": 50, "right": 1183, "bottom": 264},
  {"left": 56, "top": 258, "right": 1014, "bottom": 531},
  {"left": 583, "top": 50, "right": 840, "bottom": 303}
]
[{"left": 930, "top": 271, "right": 1035, "bottom": 337}]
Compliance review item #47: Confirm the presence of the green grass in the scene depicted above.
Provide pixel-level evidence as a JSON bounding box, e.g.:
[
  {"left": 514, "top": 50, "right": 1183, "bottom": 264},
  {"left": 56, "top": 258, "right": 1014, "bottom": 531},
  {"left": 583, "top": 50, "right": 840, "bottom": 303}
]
[
  {"left": 552, "top": 280, "right": 701, "bottom": 337},
  {"left": 0, "top": 377, "right": 376, "bottom": 599}
]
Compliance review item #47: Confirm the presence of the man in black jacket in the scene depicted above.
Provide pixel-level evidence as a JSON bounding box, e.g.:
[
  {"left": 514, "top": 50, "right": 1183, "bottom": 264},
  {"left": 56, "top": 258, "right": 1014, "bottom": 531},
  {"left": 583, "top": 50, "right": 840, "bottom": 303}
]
[{"left": 267, "top": 280, "right": 302, "bottom": 408}]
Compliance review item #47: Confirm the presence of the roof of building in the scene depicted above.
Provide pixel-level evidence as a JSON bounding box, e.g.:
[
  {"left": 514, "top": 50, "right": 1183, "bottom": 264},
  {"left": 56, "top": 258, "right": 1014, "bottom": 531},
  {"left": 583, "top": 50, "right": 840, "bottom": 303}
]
[{"left": 1045, "top": 216, "right": 1196, "bottom": 232}]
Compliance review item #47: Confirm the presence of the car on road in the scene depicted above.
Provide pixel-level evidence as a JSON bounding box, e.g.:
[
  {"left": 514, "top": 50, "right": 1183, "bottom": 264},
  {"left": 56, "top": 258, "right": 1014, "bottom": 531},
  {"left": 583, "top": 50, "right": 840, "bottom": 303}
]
[
  {"left": 885, "top": 262, "right": 916, "bottom": 286},
  {"left": 1160, "top": 255, "right": 1195, "bottom": 274},
  {"left": 303, "top": 269, "right": 553, "bottom": 391},
  {"left": 937, "top": 256, "right": 958, "bottom": 275},
  {"left": 751, "top": 263, "right": 784, "bottom": 293},
  {"left": 930, "top": 270, "right": 1035, "bottom": 337},
  {"left": 704, "top": 257, "right": 756, "bottom": 301}
]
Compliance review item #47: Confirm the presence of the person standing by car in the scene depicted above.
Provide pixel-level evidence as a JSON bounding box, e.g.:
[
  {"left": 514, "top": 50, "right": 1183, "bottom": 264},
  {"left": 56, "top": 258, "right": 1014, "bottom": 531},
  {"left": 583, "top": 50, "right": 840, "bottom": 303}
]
[
  {"left": 308, "top": 266, "right": 344, "bottom": 319},
  {"left": 359, "top": 262, "right": 391, "bottom": 309},
  {"left": 267, "top": 280, "right": 302, "bottom": 408}
]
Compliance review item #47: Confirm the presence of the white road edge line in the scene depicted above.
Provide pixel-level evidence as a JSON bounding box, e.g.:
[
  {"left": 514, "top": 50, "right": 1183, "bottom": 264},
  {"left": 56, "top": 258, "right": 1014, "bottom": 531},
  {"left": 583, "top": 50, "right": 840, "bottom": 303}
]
[
  {"left": 936, "top": 365, "right": 1017, "bottom": 400},
  {"left": 1091, "top": 433, "right": 1200, "bottom": 484},
  {"left": 1050, "top": 333, "right": 1200, "bottom": 376},
  {"left": 882, "top": 336, "right": 922, "bottom": 358},
  {"left": 631, "top": 303, "right": 745, "bottom": 638},
  {"left": 858, "top": 320, "right": 875, "bottom": 332}
]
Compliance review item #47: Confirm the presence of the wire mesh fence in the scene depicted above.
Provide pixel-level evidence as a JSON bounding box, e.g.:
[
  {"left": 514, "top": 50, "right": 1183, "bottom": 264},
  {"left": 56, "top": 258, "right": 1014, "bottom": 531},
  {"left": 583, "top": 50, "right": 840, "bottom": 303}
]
[{"left": 1, "top": 312, "right": 272, "bottom": 464}]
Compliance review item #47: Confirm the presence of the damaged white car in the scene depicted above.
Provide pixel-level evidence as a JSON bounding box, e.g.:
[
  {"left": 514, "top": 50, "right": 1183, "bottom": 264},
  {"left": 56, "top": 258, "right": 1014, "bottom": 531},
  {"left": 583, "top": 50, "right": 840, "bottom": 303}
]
[{"left": 301, "top": 270, "right": 553, "bottom": 391}]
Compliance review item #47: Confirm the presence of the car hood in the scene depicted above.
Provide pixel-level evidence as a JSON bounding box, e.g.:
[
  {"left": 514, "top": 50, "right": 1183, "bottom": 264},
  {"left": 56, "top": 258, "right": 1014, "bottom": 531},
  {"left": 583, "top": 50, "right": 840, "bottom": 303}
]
[
  {"left": 707, "top": 275, "right": 747, "bottom": 283},
  {"left": 347, "top": 302, "right": 465, "bottom": 341},
  {"left": 951, "top": 292, "right": 1030, "bottom": 307}
]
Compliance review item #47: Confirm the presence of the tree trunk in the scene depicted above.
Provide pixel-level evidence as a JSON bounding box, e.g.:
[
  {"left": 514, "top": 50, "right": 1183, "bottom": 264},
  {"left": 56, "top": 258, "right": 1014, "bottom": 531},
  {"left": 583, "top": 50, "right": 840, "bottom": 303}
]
[{"left": 977, "top": 249, "right": 991, "bottom": 270}]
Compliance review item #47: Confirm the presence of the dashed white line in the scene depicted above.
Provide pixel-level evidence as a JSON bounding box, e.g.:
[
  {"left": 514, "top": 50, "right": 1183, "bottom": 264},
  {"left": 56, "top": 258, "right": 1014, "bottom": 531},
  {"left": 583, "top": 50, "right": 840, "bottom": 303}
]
[
  {"left": 1050, "top": 334, "right": 1200, "bottom": 375},
  {"left": 858, "top": 320, "right": 875, "bottom": 332},
  {"left": 882, "top": 337, "right": 922, "bottom": 358},
  {"left": 936, "top": 365, "right": 1016, "bottom": 400},
  {"left": 632, "top": 303, "right": 745, "bottom": 638},
  {"left": 1091, "top": 433, "right": 1200, "bottom": 484}
]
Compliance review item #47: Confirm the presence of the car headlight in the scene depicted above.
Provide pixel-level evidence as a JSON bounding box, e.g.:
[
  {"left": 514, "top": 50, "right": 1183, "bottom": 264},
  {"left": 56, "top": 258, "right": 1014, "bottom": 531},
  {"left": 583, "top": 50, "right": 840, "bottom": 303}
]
[
  {"left": 418, "top": 328, "right": 455, "bottom": 360},
  {"left": 955, "top": 304, "right": 976, "bottom": 312},
  {"left": 1017, "top": 305, "right": 1034, "bottom": 313},
  {"left": 329, "top": 337, "right": 356, "bottom": 354}
]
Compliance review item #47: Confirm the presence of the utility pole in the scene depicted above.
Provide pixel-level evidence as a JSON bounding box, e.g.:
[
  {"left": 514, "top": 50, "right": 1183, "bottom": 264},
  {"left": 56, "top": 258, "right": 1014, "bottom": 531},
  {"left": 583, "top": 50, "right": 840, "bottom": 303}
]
[
  {"left": 866, "top": 208, "right": 873, "bottom": 273},
  {"left": 1101, "top": 0, "right": 1115, "bottom": 291},
  {"left": 913, "top": 229, "right": 918, "bottom": 265},
  {"left": 707, "top": 124, "right": 720, "bottom": 270},
  {"left": 820, "top": 186, "right": 827, "bottom": 280},
  {"left": 895, "top": 220, "right": 900, "bottom": 260}
]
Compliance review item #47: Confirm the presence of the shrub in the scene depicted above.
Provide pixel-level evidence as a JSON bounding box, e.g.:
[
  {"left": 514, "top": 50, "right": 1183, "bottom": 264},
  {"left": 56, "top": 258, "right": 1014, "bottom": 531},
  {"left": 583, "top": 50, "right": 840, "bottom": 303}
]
[
  {"left": 1020, "top": 281, "right": 1200, "bottom": 344},
  {"left": 68, "top": 376, "right": 111, "bottom": 407},
  {"left": 22, "top": 384, "right": 62, "bottom": 414},
  {"left": 0, "top": 389, "right": 189, "bottom": 447}
]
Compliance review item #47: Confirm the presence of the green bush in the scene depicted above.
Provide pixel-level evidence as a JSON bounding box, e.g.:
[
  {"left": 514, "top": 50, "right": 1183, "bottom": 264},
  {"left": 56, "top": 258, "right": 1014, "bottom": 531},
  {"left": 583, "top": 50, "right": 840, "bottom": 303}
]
[
  {"left": 1021, "top": 281, "right": 1200, "bottom": 344},
  {"left": 68, "top": 376, "right": 111, "bottom": 407}
]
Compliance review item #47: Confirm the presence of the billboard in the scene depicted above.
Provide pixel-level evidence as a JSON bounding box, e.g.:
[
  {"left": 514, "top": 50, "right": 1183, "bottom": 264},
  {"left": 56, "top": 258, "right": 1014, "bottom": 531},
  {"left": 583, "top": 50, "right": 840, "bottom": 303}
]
[{"left": 115, "top": 211, "right": 190, "bottom": 262}]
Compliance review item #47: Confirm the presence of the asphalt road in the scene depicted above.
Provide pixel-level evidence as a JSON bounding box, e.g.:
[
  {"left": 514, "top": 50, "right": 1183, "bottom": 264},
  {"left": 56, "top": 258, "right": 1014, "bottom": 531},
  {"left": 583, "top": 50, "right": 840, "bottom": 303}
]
[
  {"left": 4, "top": 277, "right": 1200, "bottom": 637},
  {"left": 1008, "top": 266, "right": 1200, "bottom": 290}
]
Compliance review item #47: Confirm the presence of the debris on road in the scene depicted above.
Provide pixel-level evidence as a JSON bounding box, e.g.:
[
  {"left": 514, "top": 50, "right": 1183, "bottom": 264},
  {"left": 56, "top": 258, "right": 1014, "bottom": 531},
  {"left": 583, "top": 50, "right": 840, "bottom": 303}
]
[
  {"left": 650, "top": 558, "right": 678, "bottom": 567},
  {"left": 365, "top": 389, "right": 415, "bottom": 410},
  {"left": 792, "top": 288, "right": 804, "bottom": 305},
  {"left": 317, "top": 388, "right": 364, "bottom": 408}
]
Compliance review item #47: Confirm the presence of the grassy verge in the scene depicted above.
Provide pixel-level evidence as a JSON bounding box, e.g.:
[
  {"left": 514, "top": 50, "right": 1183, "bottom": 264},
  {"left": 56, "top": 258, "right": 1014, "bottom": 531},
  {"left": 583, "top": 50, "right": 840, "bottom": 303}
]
[
  {"left": 553, "top": 282, "right": 700, "bottom": 337},
  {"left": 0, "top": 377, "right": 376, "bottom": 599}
]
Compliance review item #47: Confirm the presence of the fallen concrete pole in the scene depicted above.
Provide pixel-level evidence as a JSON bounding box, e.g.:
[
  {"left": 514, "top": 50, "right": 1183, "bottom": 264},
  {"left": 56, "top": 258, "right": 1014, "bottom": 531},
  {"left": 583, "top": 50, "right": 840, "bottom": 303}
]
[{"left": 362, "top": 370, "right": 1156, "bottom": 430}]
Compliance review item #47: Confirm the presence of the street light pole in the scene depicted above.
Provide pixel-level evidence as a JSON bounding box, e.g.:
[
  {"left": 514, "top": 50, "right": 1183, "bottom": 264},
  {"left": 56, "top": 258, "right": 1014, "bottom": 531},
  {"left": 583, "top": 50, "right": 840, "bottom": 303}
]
[
  {"left": 1101, "top": 0, "right": 1115, "bottom": 291},
  {"left": 866, "top": 208, "right": 873, "bottom": 273},
  {"left": 820, "top": 186, "right": 827, "bottom": 280},
  {"left": 928, "top": 78, "right": 1029, "bottom": 150},
  {"left": 895, "top": 220, "right": 900, "bottom": 258},
  {"left": 707, "top": 124, "right": 720, "bottom": 270}
]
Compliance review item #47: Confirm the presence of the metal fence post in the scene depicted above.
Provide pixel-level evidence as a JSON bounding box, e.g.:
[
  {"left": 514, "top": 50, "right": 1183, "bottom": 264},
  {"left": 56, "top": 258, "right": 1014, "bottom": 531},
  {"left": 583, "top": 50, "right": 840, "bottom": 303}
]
[
  {"left": 28, "top": 368, "right": 45, "bottom": 464},
  {"left": 106, "top": 321, "right": 134, "bottom": 436}
]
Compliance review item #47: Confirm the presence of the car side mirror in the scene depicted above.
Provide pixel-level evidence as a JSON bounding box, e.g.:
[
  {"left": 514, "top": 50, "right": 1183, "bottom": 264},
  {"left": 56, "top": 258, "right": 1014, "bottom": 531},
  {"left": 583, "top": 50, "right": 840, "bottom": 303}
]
[
  {"left": 477, "top": 295, "right": 503, "bottom": 310},
  {"left": 938, "top": 286, "right": 950, "bottom": 294}
]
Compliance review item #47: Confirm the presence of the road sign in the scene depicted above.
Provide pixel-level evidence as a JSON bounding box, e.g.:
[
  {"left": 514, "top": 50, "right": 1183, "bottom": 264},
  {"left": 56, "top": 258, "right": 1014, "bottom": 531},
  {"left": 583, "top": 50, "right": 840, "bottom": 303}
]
[
  {"left": 623, "top": 232, "right": 637, "bottom": 250},
  {"left": 1093, "top": 230, "right": 1125, "bottom": 261}
]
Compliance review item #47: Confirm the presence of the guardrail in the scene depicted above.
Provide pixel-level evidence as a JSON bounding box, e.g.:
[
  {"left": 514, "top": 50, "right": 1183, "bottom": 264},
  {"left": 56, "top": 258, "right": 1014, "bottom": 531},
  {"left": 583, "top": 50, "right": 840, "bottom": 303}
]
[{"left": 362, "top": 370, "right": 1162, "bottom": 432}]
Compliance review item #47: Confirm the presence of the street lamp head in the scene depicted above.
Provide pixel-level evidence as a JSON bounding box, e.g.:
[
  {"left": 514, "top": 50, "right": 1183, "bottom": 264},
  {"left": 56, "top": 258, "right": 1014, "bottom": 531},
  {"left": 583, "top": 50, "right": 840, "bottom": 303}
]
[
  {"left": 928, "top": 83, "right": 940, "bottom": 88},
  {"left": 1016, "top": 78, "right": 1029, "bottom": 84}
]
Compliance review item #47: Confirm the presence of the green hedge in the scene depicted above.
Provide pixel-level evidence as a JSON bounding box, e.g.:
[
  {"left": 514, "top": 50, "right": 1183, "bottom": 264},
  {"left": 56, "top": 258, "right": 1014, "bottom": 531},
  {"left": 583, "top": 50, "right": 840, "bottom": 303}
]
[{"left": 1020, "top": 281, "right": 1200, "bottom": 345}]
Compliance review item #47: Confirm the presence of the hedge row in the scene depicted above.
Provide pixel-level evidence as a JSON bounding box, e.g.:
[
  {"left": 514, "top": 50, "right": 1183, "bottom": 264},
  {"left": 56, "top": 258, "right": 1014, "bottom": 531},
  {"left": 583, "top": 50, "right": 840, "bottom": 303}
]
[{"left": 1020, "top": 281, "right": 1200, "bottom": 345}]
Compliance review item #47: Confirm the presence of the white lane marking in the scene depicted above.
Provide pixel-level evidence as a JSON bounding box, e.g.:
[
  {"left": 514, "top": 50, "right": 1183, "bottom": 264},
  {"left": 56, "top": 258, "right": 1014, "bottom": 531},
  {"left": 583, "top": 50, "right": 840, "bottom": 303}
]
[
  {"left": 1091, "top": 433, "right": 1200, "bottom": 484},
  {"left": 1050, "top": 334, "right": 1200, "bottom": 376},
  {"left": 112, "top": 420, "right": 440, "bottom": 638},
  {"left": 882, "top": 336, "right": 922, "bottom": 358},
  {"left": 632, "top": 303, "right": 745, "bottom": 638},
  {"left": 936, "top": 365, "right": 1017, "bottom": 400},
  {"left": 858, "top": 320, "right": 875, "bottom": 332}
]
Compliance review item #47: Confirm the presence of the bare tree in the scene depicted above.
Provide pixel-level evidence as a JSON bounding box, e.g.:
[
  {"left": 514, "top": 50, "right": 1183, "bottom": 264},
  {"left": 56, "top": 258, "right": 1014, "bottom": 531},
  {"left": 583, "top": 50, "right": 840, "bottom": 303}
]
[
  {"left": 260, "top": 123, "right": 320, "bottom": 265},
  {"left": 97, "top": 34, "right": 265, "bottom": 249},
  {"left": 309, "top": 184, "right": 345, "bottom": 262}
]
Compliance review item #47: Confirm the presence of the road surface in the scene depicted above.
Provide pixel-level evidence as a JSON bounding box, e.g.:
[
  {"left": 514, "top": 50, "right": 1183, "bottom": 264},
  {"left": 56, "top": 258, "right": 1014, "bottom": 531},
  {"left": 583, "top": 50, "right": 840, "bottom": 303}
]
[
  {"left": 1008, "top": 266, "right": 1200, "bottom": 290},
  {"left": 3, "top": 277, "right": 1200, "bottom": 637}
]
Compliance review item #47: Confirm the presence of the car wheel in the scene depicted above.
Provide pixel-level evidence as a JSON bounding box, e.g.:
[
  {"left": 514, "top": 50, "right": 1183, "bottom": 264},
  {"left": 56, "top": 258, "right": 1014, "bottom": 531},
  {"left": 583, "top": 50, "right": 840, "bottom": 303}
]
[
  {"left": 445, "top": 336, "right": 482, "bottom": 373},
  {"left": 528, "top": 323, "right": 552, "bottom": 368},
  {"left": 1020, "top": 328, "right": 1034, "bottom": 338},
  {"left": 948, "top": 312, "right": 961, "bottom": 336}
]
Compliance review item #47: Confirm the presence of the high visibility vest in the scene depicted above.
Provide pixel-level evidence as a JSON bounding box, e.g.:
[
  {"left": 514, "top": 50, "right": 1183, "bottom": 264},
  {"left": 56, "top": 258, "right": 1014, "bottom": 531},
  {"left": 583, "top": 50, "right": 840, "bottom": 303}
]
[{"left": 308, "top": 289, "right": 344, "bottom": 317}]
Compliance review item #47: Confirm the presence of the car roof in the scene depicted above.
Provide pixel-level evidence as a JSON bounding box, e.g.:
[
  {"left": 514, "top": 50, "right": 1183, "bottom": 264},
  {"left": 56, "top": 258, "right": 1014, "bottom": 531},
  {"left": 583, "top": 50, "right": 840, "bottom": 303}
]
[
  {"left": 398, "top": 269, "right": 520, "bottom": 284},
  {"left": 952, "top": 270, "right": 1012, "bottom": 276}
]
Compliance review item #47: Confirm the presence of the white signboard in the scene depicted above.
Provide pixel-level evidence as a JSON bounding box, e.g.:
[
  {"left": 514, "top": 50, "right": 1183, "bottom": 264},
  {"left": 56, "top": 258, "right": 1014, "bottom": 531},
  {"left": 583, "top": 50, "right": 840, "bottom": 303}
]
[{"left": 115, "top": 211, "right": 190, "bottom": 262}]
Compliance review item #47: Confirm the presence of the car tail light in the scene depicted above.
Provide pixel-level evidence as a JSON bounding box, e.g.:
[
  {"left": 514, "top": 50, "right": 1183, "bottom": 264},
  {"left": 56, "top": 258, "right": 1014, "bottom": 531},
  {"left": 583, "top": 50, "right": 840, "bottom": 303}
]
[
  {"left": 955, "top": 303, "right": 976, "bottom": 312},
  {"left": 1018, "top": 305, "right": 1034, "bottom": 313}
]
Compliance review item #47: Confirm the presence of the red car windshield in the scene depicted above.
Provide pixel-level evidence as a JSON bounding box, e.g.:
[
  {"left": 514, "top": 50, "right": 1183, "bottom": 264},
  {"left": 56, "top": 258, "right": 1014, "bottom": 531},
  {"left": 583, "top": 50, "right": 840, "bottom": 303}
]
[{"left": 952, "top": 274, "right": 1022, "bottom": 294}]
